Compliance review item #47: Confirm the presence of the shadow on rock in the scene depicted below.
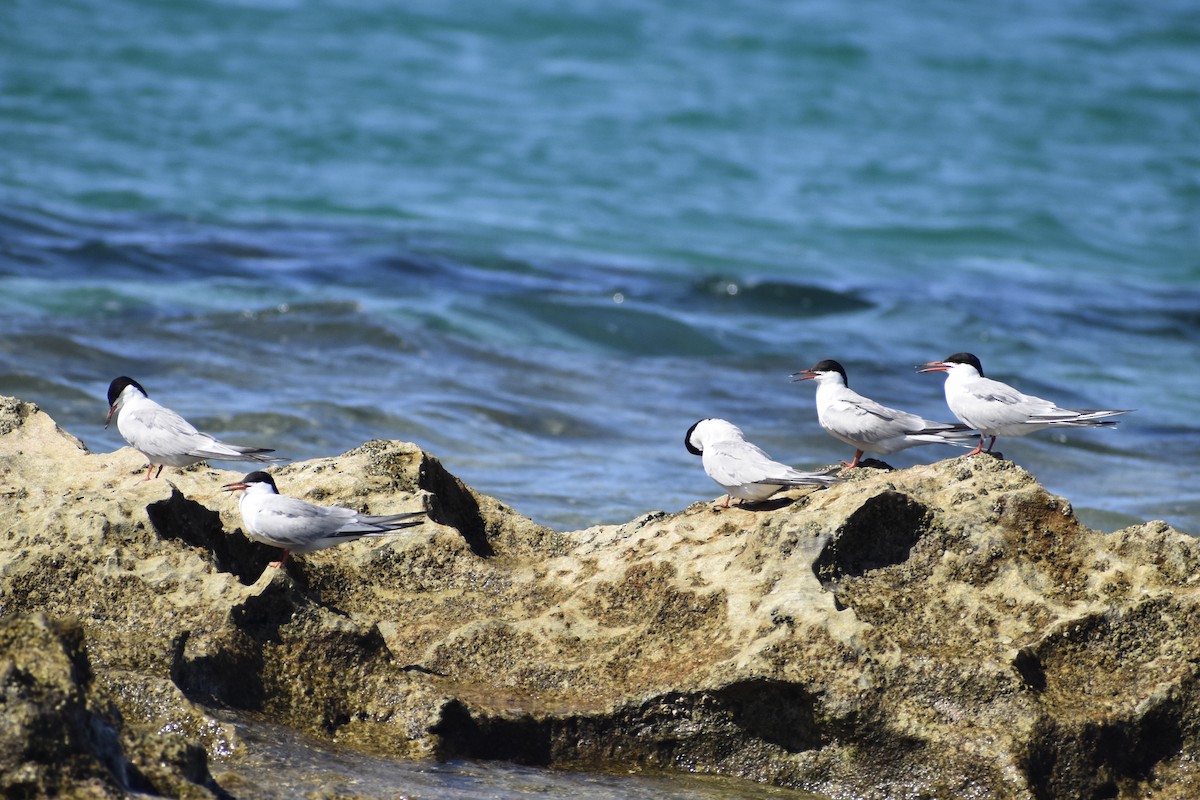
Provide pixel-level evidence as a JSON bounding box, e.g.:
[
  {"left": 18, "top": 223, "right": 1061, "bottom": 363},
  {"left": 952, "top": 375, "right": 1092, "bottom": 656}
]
[
  {"left": 417, "top": 457, "right": 494, "bottom": 557},
  {"left": 352, "top": 440, "right": 495, "bottom": 557},
  {"left": 1, "top": 613, "right": 230, "bottom": 799},
  {"left": 431, "top": 679, "right": 826, "bottom": 773},
  {"left": 732, "top": 496, "right": 800, "bottom": 512},
  {"left": 430, "top": 698, "right": 553, "bottom": 765},
  {"left": 1013, "top": 597, "right": 1198, "bottom": 799},
  {"left": 170, "top": 576, "right": 312, "bottom": 711},
  {"left": 813, "top": 490, "right": 932, "bottom": 584},
  {"left": 147, "top": 486, "right": 278, "bottom": 584}
]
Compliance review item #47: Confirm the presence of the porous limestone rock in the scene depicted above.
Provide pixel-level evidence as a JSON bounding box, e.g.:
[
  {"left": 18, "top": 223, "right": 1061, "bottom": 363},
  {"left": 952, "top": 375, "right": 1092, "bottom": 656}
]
[
  {"left": 1, "top": 395, "right": 1198, "bottom": 799},
  {"left": 0, "top": 612, "right": 226, "bottom": 799}
]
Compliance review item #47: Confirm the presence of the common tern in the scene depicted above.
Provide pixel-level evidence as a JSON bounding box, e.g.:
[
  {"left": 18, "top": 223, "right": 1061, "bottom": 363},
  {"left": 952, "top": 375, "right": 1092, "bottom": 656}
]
[
  {"left": 685, "top": 418, "right": 840, "bottom": 507},
  {"left": 222, "top": 471, "right": 425, "bottom": 566},
  {"left": 917, "top": 353, "right": 1130, "bottom": 456},
  {"left": 106, "top": 376, "right": 284, "bottom": 480},
  {"left": 793, "top": 359, "right": 975, "bottom": 468}
]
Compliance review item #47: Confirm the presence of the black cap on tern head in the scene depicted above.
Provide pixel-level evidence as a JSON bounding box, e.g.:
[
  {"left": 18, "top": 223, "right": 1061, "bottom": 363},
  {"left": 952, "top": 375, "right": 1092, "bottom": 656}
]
[
  {"left": 241, "top": 471, "right": 279, "bottom": 492},
  {"left": 944, "top": 353, "right": 984, "bottom": 376},
  {"left": 107, "top": 377, "right": 147, "bottom": 406},
  {"left": 685, "top": 419, "right": 706, "bottom": 456},
  {"left": 809, "top": 359, "right": 848, "bottom": 385}
]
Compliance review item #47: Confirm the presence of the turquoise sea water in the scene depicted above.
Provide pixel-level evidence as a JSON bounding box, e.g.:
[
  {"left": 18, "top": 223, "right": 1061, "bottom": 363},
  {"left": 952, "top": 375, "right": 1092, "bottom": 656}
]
[
  {"left": 3, "top": 0, "right": 1198, "bottom": 538},
  {"left": 4, "top": 1, "right": 1200, "bottom": 795}
]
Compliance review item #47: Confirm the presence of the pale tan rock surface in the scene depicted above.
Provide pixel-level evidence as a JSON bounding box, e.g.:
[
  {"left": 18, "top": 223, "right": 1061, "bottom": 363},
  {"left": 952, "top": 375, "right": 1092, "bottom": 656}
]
[{"left": 1, "top": 394, "right": 1198, "bottom": 799}]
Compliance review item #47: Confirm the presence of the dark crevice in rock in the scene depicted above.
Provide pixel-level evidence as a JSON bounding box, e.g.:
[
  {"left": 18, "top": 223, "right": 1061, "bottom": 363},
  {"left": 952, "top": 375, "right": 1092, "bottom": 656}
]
[
  {"left": 416, "top": 456, "right": 494, "bottom": 557},
  {"left": 1012, "top": 647, "right": 1047, "bottom": 692},
  {"left": 430, "top": 699, "right": 553, "bottom": 765},
  {"left": 147, "top": 487, "right": 277, "bottom": 584},
  {"left": 1017, "top": 599, "right": 1198, "bottom": 799},
  {"left": 431, "top": 681, "right": 826, "bottom": 771},
  {"left": 168, "top": 580, "right": 310, "bottom": 711},
  {"left": 1, "top": 614, "right": 229, "bottom": 799},
  {"left": 1023, "top": 707, "right": 1185, "bottom": 800},
  {"left": 813, "top": 490, "right": 932, "bottom": 584},
  {"left": 172, "top": 578, "right": 401, "bottom": 743},
  {"left": 713, "top": 679, "right": 824, "bottom": 754},
  {"left": 170, "top": 629, "right": 267, "bottom": 712},
  {"left": 352, "top": 440, "right": 495, "bottom": 557},
  {"left": 230, "top": 578, "right": 305, "bottom": 642}
]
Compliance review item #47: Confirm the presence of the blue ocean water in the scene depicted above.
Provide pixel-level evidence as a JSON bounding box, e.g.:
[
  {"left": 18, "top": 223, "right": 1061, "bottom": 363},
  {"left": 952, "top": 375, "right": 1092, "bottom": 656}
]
[{"left": 3, "top": 0, "right": 1199, "bottom": 547}]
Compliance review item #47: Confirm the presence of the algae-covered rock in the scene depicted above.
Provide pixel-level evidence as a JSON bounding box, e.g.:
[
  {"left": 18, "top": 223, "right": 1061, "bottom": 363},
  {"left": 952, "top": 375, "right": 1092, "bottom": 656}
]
[
  {"left": 2, "top": 395, "right": 1199, "bottom": 799},
  {"left": 0, "top": 612, "right": 226, "bottom": 798},
  {"left": 0, "top": 613, "right": 124, "bottom": 798}
]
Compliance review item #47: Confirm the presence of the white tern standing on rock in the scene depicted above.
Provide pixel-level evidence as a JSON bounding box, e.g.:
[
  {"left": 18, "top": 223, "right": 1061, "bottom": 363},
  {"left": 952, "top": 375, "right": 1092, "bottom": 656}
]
[
  {"left": 685, "top": 418, "right": 840, "bottom": 508},
  {"left": 917, "top": 352, "right": 1130, "bottom": 456},
  {"left": 793, "top": 359, "right": 975, "bottom": 469},
  {"left": 106, "top": 376, "right": 284, "bottom": 481},
  {"left": 222, "top": 471, "right": 425, "bottom": 566}
]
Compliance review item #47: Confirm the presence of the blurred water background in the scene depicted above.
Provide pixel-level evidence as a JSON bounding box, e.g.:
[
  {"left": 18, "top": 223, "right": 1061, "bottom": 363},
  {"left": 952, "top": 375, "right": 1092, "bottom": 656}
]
[{"left": 3, "top": 0, "right": 1198, "bottom": 537}]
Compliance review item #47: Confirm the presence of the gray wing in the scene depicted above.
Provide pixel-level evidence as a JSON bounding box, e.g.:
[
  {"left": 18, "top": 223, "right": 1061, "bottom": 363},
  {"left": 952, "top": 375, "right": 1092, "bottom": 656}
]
[
  {"left": 250, "top": 495, "right": 357, "bottom": 546},
  {"left": 962, "top": 379, "right": 1125, "bottom": 428},
  {"left": 707, "top": 440, "right": 837, "bottom": 487},
  {"left": 340, "top": 511, "right": 425, "bottom": 535},
  {"left": 953, "top": 377, "right": 1061, "bottom": 429},
  {"left": 122, "top": 403, "right": 206, "bottom": 458},
  {"left": 124, "top": 403, "right": 280, "bottom": 463},
  {"left": 187, "top": 437, "right": 283, "bottom": 462},
  {"left": 705, "top": 439, "right": 787, "bottom": 486},
  {"left": 826, "top": 395, "right": 927, "bottom": 445}
]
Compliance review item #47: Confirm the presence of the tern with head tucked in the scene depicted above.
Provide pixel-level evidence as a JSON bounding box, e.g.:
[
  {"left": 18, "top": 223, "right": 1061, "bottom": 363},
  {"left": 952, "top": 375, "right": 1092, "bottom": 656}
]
[
  {"left": 685, "top": 418, "right": 840, "bottom": 508},
  {"left": 793, "top": 359, "right": 976, "bottom": 468},
  {"left": 222, "top": 471, "right": 425, "bottom": 566},
  {"left": 106, "top": 376, "right": 285, "bottom": 481},
  {"left": 917, "top": 353, "right": 1130, "bottom": 456}
]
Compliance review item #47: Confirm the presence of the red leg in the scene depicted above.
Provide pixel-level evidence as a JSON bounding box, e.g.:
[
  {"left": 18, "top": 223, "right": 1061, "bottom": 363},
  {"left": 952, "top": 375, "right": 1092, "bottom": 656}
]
[
  {"left": 269, "top": 550, "right": 291, "bottom": 568},
  {"left": 842, "top": 450, "right": 864, "bottom": 469},
  {"left": 142, "top": 464, "right": 155, "bottom": 481},
  {"left": 721, "top": 495, "right": 731, "bottom": 508},
  {"left": 963, "top": 435, "right": 985, "bottom": 457},
  {"left": 984, "top": 436, "right": 997, "bottom": 453}
]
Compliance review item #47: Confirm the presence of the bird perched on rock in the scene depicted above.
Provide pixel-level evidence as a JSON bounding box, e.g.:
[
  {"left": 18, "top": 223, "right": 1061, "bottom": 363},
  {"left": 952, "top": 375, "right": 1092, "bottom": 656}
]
[
  {"left": 793, "top": 359, "right": 975, "bottom": 468},
  {"left": 106, "top": 376, "right": 284, "bottom": 481},
  {"left": 917, "top": 352, "right": 1130, "bottom": 456},
  {"left": 222, "top": 471, "right": 425, "bottom": 566},
  {"left": 685, "top": 418, "right": 840, "bottom": 508}
]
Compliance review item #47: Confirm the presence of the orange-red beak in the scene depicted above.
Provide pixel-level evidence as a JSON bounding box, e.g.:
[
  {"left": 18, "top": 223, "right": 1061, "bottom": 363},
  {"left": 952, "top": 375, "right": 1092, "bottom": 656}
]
[{"left": 917, "top": 360, "right": 950, "bottom": 373}]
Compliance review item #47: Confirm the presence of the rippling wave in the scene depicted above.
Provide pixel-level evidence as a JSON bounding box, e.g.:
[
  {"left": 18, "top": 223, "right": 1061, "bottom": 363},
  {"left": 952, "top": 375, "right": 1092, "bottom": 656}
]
[{"left": 2, "top": 0, "right": 1198, "bottom": 537}]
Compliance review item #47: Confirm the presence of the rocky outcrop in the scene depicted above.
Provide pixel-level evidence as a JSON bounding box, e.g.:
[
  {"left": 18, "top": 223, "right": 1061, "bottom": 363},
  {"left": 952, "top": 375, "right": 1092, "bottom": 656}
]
[
  {"left": 1, "top": 395, "right": 1198, "bottom": 799},
  {"left": 0, "top": 612, "right": 226, "bottom": 799}
]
